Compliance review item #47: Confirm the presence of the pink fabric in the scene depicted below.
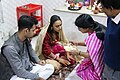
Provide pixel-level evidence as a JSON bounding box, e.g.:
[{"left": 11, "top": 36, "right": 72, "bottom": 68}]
[
  {"left": 52, "top": 43, "right": 75, "bottom": 65},
  {"left": 76, "top": 58, "right": 100, "bottom": 80},
  {"left": 52, "top": 43, "right": 66, "bottom": 56},
  {"left": 76, "top": 32, "right": 104, "bottom": 80}
]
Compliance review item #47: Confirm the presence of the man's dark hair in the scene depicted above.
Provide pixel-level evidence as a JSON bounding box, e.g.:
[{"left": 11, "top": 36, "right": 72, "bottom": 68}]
[
  {"left": 18, "top": 15, "right": 38, "bottom": 31},
  {"left": 98, "top": 0, "right": 120, "bottom": 9}
]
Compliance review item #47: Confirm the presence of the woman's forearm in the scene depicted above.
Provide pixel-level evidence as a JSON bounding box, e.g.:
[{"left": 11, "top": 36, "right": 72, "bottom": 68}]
[
  {"left": 69, "top": 41, "right": 86, "bottom": 46},
  {"left": 79, "top": 51, "right": 90, "bottom": 58},
  {"left": 77, "top": 42, "right": 86, "bottom": 46}
]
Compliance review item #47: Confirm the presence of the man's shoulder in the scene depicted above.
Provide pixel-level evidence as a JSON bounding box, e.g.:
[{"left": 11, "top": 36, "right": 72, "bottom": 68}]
[
  {"left": 4, "top": 33, "right": 17, "bottom": 46},
  {"left": 3, "top": 37, "right": 15, "bottom": 47},
  {"left": 1, "top": 33, "right": 18, "bottom": 52}
]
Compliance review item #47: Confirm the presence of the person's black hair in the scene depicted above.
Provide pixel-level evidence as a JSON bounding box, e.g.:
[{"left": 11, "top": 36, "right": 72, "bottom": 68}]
[
  {"left": 75, "top": 14, "right": 106, "bottom": 41},
  {"left": 98, "top": 0, "right": 120, "bottom": 9},
  {"left": 94, "top": 21, "right": 106, "bottom": 41},
  {"left": 18, "top": 15, "right": 38, "bottom": 31},
  {"left": 47, "top": 15, "right": 62, "bottom": 34},
  {"left": 75, "top": 14, "right": 95, "bottom": 29}
]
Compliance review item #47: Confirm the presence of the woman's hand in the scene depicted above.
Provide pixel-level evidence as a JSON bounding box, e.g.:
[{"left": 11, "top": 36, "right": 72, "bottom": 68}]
[
  {"left": 57, "top": 58, "right": 70, "bottom": 66},
  {"left": 67, "top": 52, "right": 74, "bottom": 61},
  {"left": 37, "top": 60, "right": 46, "bottom": 66}
]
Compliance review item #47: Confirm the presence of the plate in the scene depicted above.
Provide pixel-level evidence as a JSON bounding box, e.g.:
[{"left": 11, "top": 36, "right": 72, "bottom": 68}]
[{"left": 68, "top": 7, "right": 81, "bottom": 11}]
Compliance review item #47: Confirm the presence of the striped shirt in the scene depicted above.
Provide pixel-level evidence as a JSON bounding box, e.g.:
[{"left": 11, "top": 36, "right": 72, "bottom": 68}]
[{"left": 85, "top": 32, "right": 104, "bottom": 78}]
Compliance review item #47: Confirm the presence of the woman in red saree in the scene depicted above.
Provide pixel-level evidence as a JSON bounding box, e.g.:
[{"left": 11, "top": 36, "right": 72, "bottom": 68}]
[{"left": 35, "top": 15, "right": 76, "bottom": 71}]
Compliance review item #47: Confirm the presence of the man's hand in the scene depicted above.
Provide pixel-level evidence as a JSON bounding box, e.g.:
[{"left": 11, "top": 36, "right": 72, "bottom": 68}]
[{"left": 37, "top": 60, "right": 46, "bottom": 66}]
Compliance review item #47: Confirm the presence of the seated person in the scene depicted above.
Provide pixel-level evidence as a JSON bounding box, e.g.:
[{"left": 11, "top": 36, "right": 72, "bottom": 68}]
[
  {"left": 0, "top": 15, "right": 54, "bottom": 80},
  {"left": 66, "top": 14, "right": 106, "bottom": 80},
  {"left": 35, "top": 15, "right": 77, "bottom": 71}
]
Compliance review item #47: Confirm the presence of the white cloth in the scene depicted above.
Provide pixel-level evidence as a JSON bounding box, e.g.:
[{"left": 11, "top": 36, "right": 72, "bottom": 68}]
[
  {"left": 65, "top": 64, "right": 82, "bottom": 80},
  {"left": 10, "top": 64, "right": 54, "bottom": 80},
  {"left": 112, "top": 13, "right": 120, "bottom": 24}
]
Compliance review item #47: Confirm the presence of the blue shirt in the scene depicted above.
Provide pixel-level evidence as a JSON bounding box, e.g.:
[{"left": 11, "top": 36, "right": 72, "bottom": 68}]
[{"left": 104, "top": 17, "right": 120, "bottom": 70}]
